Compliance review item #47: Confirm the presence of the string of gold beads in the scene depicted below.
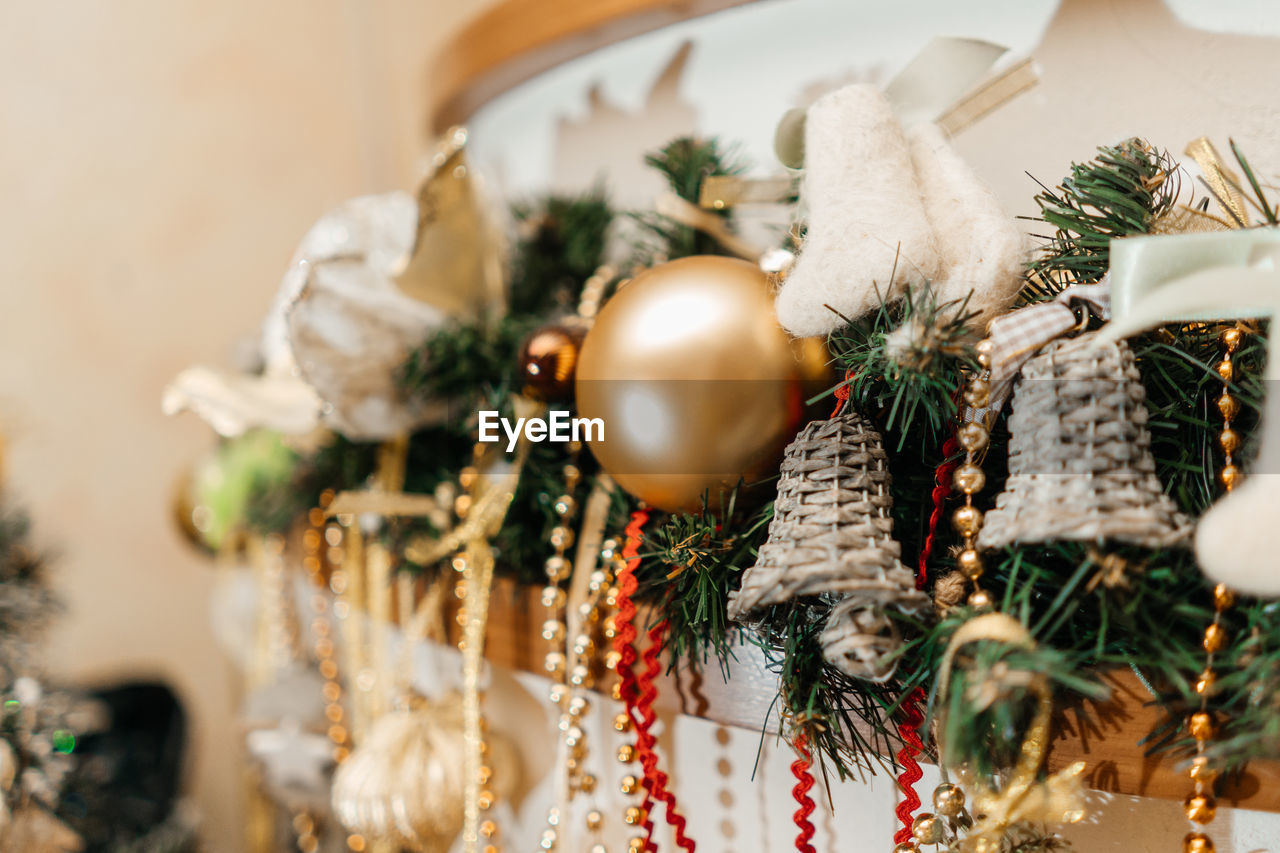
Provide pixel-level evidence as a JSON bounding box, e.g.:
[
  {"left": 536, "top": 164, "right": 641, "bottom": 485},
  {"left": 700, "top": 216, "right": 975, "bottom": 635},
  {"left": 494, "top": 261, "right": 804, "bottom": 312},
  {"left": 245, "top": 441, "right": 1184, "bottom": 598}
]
[
  {"left": 540, "top": 459, "right": 581, "bottom": 851},
  {"left": 301, "top": 492, "right": 366, "bottom": 852},
  {"left": 952, "top": 339, "right": 995, "bottom": 610},
  {"left": 452, "top": 545, "right": 504, "bottom": 853},
  {"left": 603, "top": 571, "right": 649, "bottom": 853},
  {"left": 1182, "top": 326, "right": 1245, "bottom": 853}
]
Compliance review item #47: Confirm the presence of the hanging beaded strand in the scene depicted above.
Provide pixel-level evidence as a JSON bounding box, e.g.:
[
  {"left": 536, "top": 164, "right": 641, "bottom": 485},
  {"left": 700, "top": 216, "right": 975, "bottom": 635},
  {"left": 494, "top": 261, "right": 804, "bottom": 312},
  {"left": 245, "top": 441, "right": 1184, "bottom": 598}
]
[
  {"left": 300, "top": 491, "right": 367, "bottom": 852},
  {"left": 540, "top": 456, "right": 582, "bottom": 851},
  {"left": 1182, "top": 325, "right": 1246, "bottom": 853},
  {"left": 901, "top": 340, "right": 996, "bottom": 853},
  {"left": 951, "top": 338, "right": 995, "bottom": 610}
]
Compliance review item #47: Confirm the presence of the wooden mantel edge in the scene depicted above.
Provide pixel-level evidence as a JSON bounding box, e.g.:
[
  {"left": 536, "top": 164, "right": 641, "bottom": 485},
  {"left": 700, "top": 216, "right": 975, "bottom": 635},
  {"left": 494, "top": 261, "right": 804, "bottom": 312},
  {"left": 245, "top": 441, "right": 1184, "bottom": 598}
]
[
  {"left": 427, "top": 0, "right": 761, "bottom": 132},
  {"left": 458, "top": 577, "right": 1280, "bottom": 812}
]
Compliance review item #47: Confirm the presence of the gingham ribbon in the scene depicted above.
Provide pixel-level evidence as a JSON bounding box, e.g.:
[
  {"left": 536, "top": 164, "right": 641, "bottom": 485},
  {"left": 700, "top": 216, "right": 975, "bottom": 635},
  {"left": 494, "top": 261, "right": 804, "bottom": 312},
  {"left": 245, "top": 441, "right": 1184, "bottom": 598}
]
[{"left": 984, "top": 278, "right": 1112, "bottom": 414}]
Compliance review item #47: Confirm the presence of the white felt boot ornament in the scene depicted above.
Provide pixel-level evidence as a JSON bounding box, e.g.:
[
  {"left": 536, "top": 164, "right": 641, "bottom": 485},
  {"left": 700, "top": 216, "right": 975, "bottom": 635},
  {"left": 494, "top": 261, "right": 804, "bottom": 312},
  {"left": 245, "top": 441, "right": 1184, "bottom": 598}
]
[{"left": 775, "top": 83, "right": 1028, "bottom": 337}]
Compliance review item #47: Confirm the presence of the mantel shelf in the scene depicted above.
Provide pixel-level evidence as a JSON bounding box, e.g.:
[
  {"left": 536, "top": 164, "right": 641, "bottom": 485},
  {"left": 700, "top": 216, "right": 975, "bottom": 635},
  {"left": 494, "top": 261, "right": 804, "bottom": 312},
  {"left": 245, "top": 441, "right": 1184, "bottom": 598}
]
[{"left": 435, "top": 577, "right": 1280, "bottom": 813}]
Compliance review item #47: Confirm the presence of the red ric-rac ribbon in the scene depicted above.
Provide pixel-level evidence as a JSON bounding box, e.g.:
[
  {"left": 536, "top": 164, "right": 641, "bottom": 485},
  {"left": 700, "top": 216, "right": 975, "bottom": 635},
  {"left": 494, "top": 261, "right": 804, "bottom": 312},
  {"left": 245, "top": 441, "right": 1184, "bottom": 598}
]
[
  {"left": 615, "top": 509, "right": 696, "bottom": 851},
  {"left": 895, "top": 423, "right": 961, "bottom": 844},
  {"left": 791, "top": 732, "right": 818, "bottom": 853}
]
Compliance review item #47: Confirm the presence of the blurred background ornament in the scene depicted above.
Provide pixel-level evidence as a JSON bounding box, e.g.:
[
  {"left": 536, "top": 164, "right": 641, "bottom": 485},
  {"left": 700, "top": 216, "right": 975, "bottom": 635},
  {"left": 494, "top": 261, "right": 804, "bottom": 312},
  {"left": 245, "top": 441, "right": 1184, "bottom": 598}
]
[
  {"left": 575, "top": 256, "right": 828, "bottom": 513},
  {"left": 518, "top": 322, "right": 587, "bottom": 402},
  {"left": 165, "top": 127, "right": 503, "bottom": 442},
  {"left": 330, "top": 694, "right": 518, "bottom": 853}
]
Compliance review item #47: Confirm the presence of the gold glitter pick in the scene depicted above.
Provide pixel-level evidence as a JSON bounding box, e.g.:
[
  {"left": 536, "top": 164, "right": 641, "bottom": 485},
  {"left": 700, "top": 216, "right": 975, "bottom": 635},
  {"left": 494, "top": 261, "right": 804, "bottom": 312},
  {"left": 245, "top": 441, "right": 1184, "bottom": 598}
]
[
  {"left": 457, "top": 433, "right": 529, "bottom": 853},
  {"left": 937, "top": 613, "right": 1088, "bottom": 852},
  {"left": 1185, "top": 137, "right": 1250, "bottom": 228}
]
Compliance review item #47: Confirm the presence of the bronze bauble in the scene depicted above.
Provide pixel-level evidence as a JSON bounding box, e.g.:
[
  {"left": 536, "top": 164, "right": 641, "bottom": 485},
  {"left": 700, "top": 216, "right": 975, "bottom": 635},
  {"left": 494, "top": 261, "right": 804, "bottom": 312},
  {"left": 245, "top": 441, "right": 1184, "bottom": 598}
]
[
  {"left": 519, "top": 322, "right": 586, "bottom": 401},
  {"left": 575, "top": 256, "right": 827, "bottom": 513}
]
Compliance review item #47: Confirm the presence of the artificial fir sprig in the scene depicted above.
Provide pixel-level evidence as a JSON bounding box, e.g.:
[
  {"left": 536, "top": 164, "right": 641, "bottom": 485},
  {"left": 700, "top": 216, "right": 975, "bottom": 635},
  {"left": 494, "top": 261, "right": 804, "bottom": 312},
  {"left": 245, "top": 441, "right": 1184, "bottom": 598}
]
[{"left": 1025, "top": 138, "right": 1178, "bottom": 299}]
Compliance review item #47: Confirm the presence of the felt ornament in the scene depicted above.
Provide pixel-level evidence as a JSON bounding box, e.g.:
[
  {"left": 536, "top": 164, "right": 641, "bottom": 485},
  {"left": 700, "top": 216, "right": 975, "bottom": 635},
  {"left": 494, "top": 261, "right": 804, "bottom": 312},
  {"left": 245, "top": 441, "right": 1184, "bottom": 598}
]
[{"left": 775, "top": 84, "right": 1026, "bottom": 337}]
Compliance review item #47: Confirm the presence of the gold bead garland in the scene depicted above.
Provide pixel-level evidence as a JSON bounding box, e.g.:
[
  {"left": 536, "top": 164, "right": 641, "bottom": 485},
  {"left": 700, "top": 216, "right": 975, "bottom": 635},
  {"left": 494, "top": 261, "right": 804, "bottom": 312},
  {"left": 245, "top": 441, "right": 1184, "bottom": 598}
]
[
  {"left": 300, "top": 493, "right": 365, "bottom": 852},
  {"left": 1181, "top": 326, "right": 1246, "bottom": 853},
  {"left": 951, "top": 338, "right": 996, "bottom": 610}
]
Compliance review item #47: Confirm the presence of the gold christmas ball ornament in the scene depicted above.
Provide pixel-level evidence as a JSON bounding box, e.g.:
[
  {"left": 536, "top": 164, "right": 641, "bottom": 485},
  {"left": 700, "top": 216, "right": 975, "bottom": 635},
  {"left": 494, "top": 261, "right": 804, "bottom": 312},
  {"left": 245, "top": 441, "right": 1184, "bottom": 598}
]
[
  {"left": 519, "top": 322, "right": 587, "bottom": 401},
  {"left": 892, "top": 844, "right": 919, "bottom": 853},
  {"left": 932, "top": 782, "right": 965, "bottom": 817},
  {"left": 911, "top": 813, "right": 944, "bottom": 845},
  {"left": 576, "top": 256, "right": 829, "bottom": 513}
]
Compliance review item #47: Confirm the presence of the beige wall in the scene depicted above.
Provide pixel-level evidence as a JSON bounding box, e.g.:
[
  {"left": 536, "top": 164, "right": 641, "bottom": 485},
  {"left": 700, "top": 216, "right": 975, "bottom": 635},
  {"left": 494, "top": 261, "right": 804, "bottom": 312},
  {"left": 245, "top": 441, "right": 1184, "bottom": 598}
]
[{"left": 0, "top": 2, "right": 494, "bottom": 849}]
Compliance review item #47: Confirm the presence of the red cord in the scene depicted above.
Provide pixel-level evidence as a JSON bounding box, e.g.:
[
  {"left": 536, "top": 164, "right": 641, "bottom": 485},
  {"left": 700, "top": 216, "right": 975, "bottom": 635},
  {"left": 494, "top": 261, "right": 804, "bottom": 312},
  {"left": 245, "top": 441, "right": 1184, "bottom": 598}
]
[
  {"left": 892, "top": 688, "right": 928, "bottom": 845},
  {"left": 919, "top": 432, "right": 962, "bottom": 590},
  {"left": 634, "top": 619, "right": 696, "bottom": 851},
  {"left": 829, "top": 368, "right": 856, "bottom": 418},
  {"left": 616, "top": 510, "right": 657, "bottom": 850},
  {"left": 895, "top": 423, "right": 961, "bottom": 843},
  {"left": 790, "top": 732, "right": 818, "bottom": 853}
]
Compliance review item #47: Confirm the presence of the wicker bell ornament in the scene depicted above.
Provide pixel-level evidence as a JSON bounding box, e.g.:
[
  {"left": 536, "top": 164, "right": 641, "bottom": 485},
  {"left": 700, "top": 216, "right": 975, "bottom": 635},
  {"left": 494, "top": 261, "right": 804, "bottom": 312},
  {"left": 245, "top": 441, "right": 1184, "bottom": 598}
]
[
  {"left": 976, "top": 332, "right": 1191, "bottom": 550},
  {"left": 728, "top": 412, "right": 928, "bottom": 682}
]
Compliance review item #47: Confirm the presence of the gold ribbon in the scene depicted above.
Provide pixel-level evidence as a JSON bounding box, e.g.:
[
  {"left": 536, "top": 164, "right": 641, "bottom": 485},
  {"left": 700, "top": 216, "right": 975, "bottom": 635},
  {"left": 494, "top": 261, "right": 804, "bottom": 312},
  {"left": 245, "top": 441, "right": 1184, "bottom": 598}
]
[
  {"left": 936, "top": 613, "right": 1086, "bottom": 852},
  {"left": 1185, "top": 137, "right": 1250, "bottom": 228},
  {"left": 456, "top": 438, "right": 528, "bottom": 853}
]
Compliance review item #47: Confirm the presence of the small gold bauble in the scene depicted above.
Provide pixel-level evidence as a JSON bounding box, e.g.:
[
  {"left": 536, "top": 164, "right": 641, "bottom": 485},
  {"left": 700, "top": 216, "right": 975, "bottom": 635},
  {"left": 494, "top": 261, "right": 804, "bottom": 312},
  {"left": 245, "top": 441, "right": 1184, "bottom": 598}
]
[
  {"left": 1213, "top": 584, "right": 1235, "bottom": 611},
  {"left": 911, "top": 813, "right": 944, "bottom": 844},
  {"left": 964, "top": 377, "right": 991, "bottom": 408},
  {"left": 1203, "top": 622, "right": 1227, "bottom": 654},
  {"left": 617, "top": 744, "right": 636, "bottom": 763},
  {"left": 624, "top": 806, "right": 646, "bottom": 826},
  {"left": 1215, "top": 359, "right": 1234, "bottom": 382},
  {"left": 932, "top": 782, "right": 966, "bottom": 818},
  {"left": 953, "top": 465, "right": 986, "bottom": 495},
  {"left": 1220, "top": 464, "right": 1242, "bottom": 492},
  {"left": 952, "top": 505, "right": 983, "bottom": 537},
  {"left": 1222, "top": 327, "right": 1243, "bottom": 352},
  {"left": 975, "top": 339, "right": 993, "bottom": 366},
  {"left": 628, "top": 838, "right": 646, "bottom": 852},
  {"left": 545, "top": 555, "right": 571, "bottom": 581},
  {"left": 968, "top": 589, "right": 994, "bottom": 609},
  {"left": 579, "top": 773, "right": 597, "bottom": 794},
  {"left": 892, "top": 844, "right": 919, "bottom": 853},
  {"left": 1219, "top": 428, "right": 1240, "bottom": 455},
  {"left": 1217, "top": 392, "right": 1239, "bottom": 421},
  {"left": 957, "top": 549, "right": 984, "bottom": 581},
  {"left": 479, "top": 819, "right": 497, "bottom": 838},
  {"left": 1185, "top": 793, "right": 1217, "bottom": 824},
  {"left": 586, "top": 810, "right": 604, "bottom": 831},
  {"left": 1183, "top": 831, "right": 1215, "bottom": 853},
  {"left": 519, "top": 322, "right": 587, "bottom": 402},
  {"left": 1189, "top": 756, "right": 1219, "bottom": 785},
  {"left": 550, "top": 525, "right": 575, "bottom": 550},
  {"left": 1195, "top": 669, "right": 1216, "bottom": 696},
  {"left": 613, "top": 713, "right": 633, "bottom": 733},
  {"left": 554, "top": 494, "right": 578, "bottom": 518},
  {"left": 1189, "top": 711, "right": 1216, "bottom": 741},
  {"left": 957, "top": 421, "right": 989, "bottom": 452},
  {"left": 621, "top": 774, "right": 640, "bottom": 794}
]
